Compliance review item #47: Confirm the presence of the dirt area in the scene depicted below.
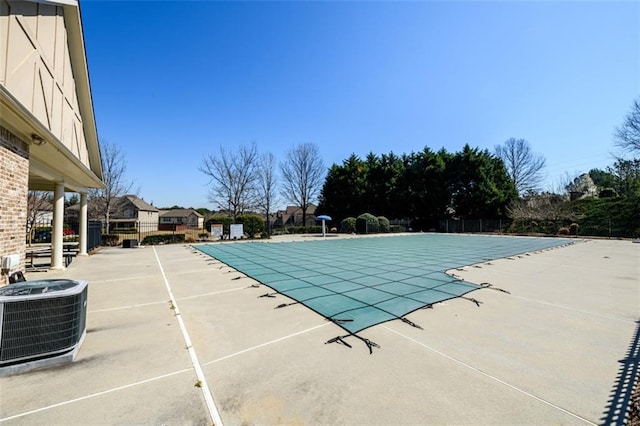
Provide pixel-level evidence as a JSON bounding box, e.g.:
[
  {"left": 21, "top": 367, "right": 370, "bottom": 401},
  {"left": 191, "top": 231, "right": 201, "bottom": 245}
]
[{"left": 630, "top": 384, "right": 640, "bottom": 426}]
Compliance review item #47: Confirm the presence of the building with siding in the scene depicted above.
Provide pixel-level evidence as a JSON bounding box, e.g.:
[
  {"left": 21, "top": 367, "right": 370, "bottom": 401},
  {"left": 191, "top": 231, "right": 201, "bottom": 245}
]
[
  {"left": 0, "top": 0, "right": 103, "bottom": 283},
  {"left": 110, "top": 195, "right": 159, "bottom": 231},
  {"left": 159, "top": 209, "right": 204, "bottom": 230}
]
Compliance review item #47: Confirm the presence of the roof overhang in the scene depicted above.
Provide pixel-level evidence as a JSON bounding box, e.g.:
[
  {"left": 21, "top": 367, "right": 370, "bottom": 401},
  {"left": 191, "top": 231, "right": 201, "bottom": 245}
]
[{"left": 0, "top": 85, "right": 103, "bottom": 193}]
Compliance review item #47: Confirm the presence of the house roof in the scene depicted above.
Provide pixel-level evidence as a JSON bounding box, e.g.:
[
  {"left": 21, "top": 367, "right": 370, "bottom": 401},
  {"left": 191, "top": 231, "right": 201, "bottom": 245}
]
[
  {"left": 159, "top": 209, "right": 203, "bottom": 218},
  {"left": 283, "top": 204, "right": 317, "bottom": 215},
  {"left": 119, "top": 195, "right": 158, "bottom": 212}
]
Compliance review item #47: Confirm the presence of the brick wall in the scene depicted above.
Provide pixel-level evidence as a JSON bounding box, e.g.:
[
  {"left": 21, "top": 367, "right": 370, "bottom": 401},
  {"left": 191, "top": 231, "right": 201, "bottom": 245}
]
[{"left": 0, "top": 126, "right": 29, "bottom": 285}]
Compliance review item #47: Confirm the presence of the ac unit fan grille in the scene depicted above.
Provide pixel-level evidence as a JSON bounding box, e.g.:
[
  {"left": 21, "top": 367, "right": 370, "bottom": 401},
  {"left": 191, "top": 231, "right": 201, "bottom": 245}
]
[{"left": 0, "top": 287, "right": 87, "bottom": 363}]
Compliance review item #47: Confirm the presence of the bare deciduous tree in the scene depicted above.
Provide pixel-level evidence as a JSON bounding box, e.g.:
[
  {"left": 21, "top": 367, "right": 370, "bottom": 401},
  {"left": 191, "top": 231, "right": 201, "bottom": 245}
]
[
  {"left": 26, "top": 191, "right": 52, "bottom": 246},
  {"left": 280, "top": 143, "right": 325, "bottom": 227},
  {"left": 614, "top": 97, "right": 640, "bottom": 154},
  {"left": 508, "top": 192, "right": 573, "bottom": 233},
  {"left": 88, "top": 139, "right": 134, "bottom": 233},
  {"left": 256, "top": 152, "right": 278, "bottom": 236},
  {"left": 200, "top": 142, "right": 259, "bottom": 220},
  {"left": 495, "top": 138, "right": 546, "bottom": 195}
]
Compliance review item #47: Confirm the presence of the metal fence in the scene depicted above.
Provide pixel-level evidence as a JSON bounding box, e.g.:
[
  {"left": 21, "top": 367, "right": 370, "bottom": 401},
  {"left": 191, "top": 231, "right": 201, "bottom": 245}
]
[
  {"left": 438, "top": 218, "right": 507, "bottom": 234},
  {"left": 87, "top": 221, "right": 101, "bottom": 251},
  {"left": 28, "top": 217, "right": 508, "bottom": 249},
  {"left": 27, "top": 219, "right": 207, "bottom": 248},
  {"left": 28, "top": 219, "right": 74, "bottom": 244},
  {"left": 104, "top": 221, "right": 206, "bottom": 245}
]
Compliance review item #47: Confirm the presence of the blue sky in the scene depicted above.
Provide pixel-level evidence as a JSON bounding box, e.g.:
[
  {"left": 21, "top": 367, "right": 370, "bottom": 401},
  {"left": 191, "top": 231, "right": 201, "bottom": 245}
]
[{"left": 80, "top": 0, "right": 639, "bottom": 209}]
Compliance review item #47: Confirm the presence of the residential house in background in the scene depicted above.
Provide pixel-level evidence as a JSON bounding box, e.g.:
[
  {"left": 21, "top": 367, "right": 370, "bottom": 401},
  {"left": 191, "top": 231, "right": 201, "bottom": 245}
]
[
  {"left": 65, "top": 203, "right": 80, "bottom": 223},
  {"left": 26, "top": 199, "right": 53, "bottom": 243},
  {"left": 568, "top": 173, "right": 598, "bottom": 201},
  {"left": 32, "top": 200, "right": 53, "bottom": 225},
  {"left": 272, "top": 204, "right": 317, "bottom": 228},
  {"left": 159, "top": 209, "right": 204, "bottom": 230},
  {"left": 110, "top": 195, "right": 159, "bottom": 231}
]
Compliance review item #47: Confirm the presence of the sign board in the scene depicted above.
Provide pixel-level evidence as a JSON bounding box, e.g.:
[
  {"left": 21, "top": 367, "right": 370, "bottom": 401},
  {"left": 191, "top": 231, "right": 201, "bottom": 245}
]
[
  {"left": 211, "top": 224, "right": 223, "bottom": 239},
  {"left": 230, "top": 224, "right": 244, "bottom": 240}
]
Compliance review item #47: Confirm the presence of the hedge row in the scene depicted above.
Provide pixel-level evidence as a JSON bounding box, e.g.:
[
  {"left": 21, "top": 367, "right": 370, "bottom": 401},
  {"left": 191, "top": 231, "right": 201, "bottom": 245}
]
[
  {"left": 278, "top": 226, "right": 323, "bottom": 234},
  {"left": 507, "top": 196, "right": 640, "bottom": 238},
  {"left": 341, "top": 214, "right": 393, "bottom": 234},
  {"left": 102, "top": 234, "right": 119, "bottom": 246},
  {"left": 111, "top": 227, "right": 138, "bottom": 234},
  {"left": 205, "top": 214, "right": 266, "bottom": 238},
  {"left": 141, "top": 234, "right": 185, "bottom": 245}
]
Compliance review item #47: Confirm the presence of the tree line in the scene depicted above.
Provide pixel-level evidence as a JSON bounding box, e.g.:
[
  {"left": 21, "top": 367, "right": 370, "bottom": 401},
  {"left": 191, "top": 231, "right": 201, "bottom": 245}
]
[
  {"left": 317, "top": 144, "right": 518, "bottom": 230},
  {"left": 199, "top": 141, "right": 325, "bottom": 234},
  {"left": 31, "top": 96, "right": 638, "bottom": 239}
]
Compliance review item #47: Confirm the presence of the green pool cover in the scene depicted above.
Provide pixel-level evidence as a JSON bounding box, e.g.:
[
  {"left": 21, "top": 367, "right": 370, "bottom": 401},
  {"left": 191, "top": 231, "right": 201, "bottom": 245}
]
[{"left": 195, "top": 234, "right": 572, "bottom": 346}]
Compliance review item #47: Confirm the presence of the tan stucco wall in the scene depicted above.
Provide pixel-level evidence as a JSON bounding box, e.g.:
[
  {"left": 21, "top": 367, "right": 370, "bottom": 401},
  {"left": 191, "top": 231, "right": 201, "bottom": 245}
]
[{"left": 0, "top": 0, "right": 91, "bottom": 169}]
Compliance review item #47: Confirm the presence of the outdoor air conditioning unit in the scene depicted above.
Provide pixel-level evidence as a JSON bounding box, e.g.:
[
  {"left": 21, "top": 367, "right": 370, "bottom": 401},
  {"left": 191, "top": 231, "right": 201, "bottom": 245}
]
[{"left": 0, "top": 279, "right": 88, "bottom": 376}]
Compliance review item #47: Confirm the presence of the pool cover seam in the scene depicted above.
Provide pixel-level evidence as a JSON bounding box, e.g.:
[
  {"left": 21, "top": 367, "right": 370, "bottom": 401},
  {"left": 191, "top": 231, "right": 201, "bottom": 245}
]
[
  {"left": 219, "top": 247, "right": 448, "bottom": 287},
  {"left": 203, "top": 262, "right": 480, "bottom": 336},
  {"left": 199, "top": 244, "right": 482, "bottom": 331},
  {"left": 196, "top": 245, "right": 459, "bottom": 330},
  {"left": 197, "top": 244, "right": 479, "bottom": 333}
]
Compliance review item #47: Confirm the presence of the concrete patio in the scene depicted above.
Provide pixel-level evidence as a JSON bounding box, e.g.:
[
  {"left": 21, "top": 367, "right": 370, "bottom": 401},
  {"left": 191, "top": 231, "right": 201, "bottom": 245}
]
[{"left": 1, "top": 235, "right": 638, "bottom": 425}]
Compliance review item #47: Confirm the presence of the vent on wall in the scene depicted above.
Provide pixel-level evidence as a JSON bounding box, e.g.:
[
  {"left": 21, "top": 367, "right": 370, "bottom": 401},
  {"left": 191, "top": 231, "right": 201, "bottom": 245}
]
[{"left": 0, "top": 279, "right": 88, "bottom": 376}]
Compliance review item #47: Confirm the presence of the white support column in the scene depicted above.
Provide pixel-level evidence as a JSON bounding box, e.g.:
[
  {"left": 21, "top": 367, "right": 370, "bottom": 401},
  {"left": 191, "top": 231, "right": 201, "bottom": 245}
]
[
  {"left": 79, "top": 192, "right": 88, "bottom": 256},
  {"left": 51, "top": 182, "right": 65, "bottom": 270}
]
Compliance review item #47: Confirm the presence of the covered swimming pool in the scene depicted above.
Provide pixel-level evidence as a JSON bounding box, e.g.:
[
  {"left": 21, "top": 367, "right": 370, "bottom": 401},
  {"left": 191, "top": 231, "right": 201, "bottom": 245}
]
[{"left": 195, "top": 234, "right": 573, "bottom": 349}]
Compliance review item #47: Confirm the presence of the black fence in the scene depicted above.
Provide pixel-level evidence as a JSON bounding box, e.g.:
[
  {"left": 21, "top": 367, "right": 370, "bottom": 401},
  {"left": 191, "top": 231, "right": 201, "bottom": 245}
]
[
  {"left": 87, "top": 221, "right": 101, "bottom": 251},
  {"left": 28, "top": 217, "right": 510, "bottom": 249},
  {"left": 28, "top": 219, "right": 76, "bottom": 244},
  {"left": 27, "top": 220, "right": 102, "bottom": 252},
  {"left": 438, "top": 218, "right": 507, "bottom": 234},
  {"left": 103, "top": 221, "right": 206, "bottom": 246}
]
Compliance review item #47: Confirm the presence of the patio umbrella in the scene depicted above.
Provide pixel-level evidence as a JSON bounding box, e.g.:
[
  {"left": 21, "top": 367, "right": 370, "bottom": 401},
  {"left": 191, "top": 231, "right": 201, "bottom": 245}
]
[{"left": 316, "top": 215, "right": 332, "bottom": 238}]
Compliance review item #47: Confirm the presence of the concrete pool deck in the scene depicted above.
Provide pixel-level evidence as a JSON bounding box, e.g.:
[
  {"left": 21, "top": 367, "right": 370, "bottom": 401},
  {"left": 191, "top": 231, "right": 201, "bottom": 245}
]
[{"left": 1, "top": 234, "right": 638, "bottom": 425}]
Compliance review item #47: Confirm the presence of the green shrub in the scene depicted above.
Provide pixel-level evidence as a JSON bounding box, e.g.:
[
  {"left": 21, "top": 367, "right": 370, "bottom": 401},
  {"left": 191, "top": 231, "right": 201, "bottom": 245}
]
[
  {"left": 101, "top": 234, "right": 119, "bottom": 246},
  {"left": 356, "top": 213, "right": 379, "bottom": 233},
  {"left": 599, "top": 188, "right": 617, "bottom": 198},
  {"left": 112, "top": 227, "right": 137, "bottom": 234},
  {"left": 236, "top": 214, "right": 265, "bottom": 238},
  {"left": 507, "top": 219, "right": 560, "bottom": 235},
  {"left": 389, "top": 225, "right": 406, "bottom": 233},
  {"left": 341, "top": 217, "right": 357, "bottom": 233},
  {"left": 285, "top": 226, "right": 322, "bottom": 234},
  {"left": 141, "top": 234, "right": 185, "bottom": 245},
  {"left": 378, "top": 216, "right": 390, "bottom": 233},
  {"left": 571, "top": 195, "right": 640, "bottom": 238}
]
